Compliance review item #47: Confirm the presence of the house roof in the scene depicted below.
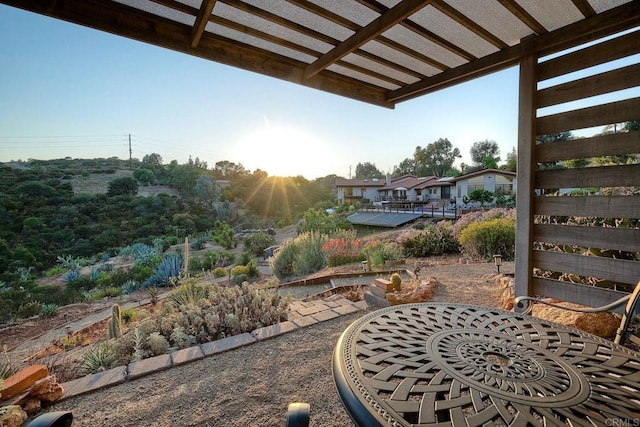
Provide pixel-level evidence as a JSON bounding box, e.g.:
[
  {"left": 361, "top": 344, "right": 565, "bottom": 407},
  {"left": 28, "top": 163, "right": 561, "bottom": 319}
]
[
  {"left": 2, "top": 1, "right": 637, "bottom": 108},
  {"left": 450, "top": 168, "right": 517, "bottom": 182},
  {"left": 335, "top": 177, "right": 386, "bottom": 187},
  {"left": 380, "top": 175, "right": 436, "bottom": 190}
]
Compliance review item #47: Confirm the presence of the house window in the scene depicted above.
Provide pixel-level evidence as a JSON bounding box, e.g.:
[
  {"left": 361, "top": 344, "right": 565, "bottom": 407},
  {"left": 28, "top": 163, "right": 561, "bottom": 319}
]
[{"left": 495, "top": 184, "right": 513, "bottom": 195}]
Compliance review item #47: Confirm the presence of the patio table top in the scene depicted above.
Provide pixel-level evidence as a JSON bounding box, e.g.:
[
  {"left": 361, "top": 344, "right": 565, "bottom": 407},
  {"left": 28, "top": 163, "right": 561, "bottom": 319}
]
[{"left": 333, "top": 303, "right": 640, "bottom": 426}]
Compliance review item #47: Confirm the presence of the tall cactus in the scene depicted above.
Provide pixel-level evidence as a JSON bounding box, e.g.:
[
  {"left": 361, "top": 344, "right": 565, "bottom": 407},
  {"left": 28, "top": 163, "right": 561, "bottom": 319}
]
[{"left": 108, "top": 304, "right": 122, "bottom": 339}]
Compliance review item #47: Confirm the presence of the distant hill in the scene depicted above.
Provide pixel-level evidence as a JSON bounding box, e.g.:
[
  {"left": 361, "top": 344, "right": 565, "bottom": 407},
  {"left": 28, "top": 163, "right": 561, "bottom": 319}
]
[{"left": 70, "top": 169, "right": 179, "bottom": 197}]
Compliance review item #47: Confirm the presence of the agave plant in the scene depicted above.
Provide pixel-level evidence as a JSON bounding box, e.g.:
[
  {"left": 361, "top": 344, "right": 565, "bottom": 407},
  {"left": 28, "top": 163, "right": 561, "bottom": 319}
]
[
  {"left": 143, "top": 253, "right": 184, "bottom": 287},
  {"left": 64, "top": 269, "right": 81, "bottom": 283}
]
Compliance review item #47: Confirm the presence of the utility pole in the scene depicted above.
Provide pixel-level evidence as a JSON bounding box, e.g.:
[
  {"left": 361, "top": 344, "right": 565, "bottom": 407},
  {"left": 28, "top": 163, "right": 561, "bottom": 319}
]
[{"left": 128, "top": 134, "right": 132, "bottom": 170}]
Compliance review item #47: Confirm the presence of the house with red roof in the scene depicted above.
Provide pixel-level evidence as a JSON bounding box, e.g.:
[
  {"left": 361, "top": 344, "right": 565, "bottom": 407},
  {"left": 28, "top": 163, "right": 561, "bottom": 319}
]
[{"left": 336, "top": 169, "right": 516, "bottom": 208}]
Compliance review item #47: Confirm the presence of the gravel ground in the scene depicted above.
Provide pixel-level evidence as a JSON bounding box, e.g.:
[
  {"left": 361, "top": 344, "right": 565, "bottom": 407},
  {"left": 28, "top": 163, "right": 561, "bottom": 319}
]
[
  {"left": 47, "top": 313, "right": 362, "bottom": 427},
  {"left": 41, "top": 260, "right": 512, "bottom": 427}
]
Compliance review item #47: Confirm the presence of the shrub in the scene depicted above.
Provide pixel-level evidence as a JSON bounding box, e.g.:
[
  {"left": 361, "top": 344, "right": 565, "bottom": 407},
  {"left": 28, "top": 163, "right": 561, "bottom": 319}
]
[
  {"left": 44, "top": 265, "right": 66, "bottom": 277},
  {"left": 297, "top": 209, "right": 352, "bottom": 235},
  {"left": 322, "top": 234, "right": 364, "bottom": 267},
  {"left": 230, "top": 265, "right": 250, "bottom": 278},
  {"left": 243, "top": 232, "right": 276, "bottom": 257},
  {"left": 452, "top": 208, "right": 515, "bottom": 237},
  {"left": 120, "top": 307, "right": 139, "bottom": 323},
  {"left": 270, "top": 241, "right": 297, "bottom": 279},
  {"left": 190, "top": 232, "right": 212, "bottom": 250},
  {"left": 399, "top": 222, "right": 459, "bottom": 258},
  {"left": 236, "top": 251, "right": 253, "bottom": 267},
  {"left": 213, "top": 267, "right": 227, "bottom": 278},
  {"left": 364, "top": 241, "right": 403, "bottom": 268},
  {"left": 40, "top": 304, "right": 59, "bottom": 317},
  {"left": 147, "top": 332, "right": 169, "bottom": 356},
  {"left": 107, "top": 176, "right": 138, "bottom": 197},
  {"left": 271, "top": 231, "right": 327, "bottom": 279},
  {"left": 16, "top": 301, "right": 42, "bottom": 318},
  {"left": 458, "top": 218, "right": 515, "bottom": 261},
  {"left": 233, "top": 274, "right": 248, "bottom": 285}
]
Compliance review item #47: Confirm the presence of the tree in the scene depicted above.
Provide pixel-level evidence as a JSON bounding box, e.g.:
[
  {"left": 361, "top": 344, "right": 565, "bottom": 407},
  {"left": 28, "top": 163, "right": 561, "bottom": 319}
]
[
  {"left": 355, "top": 162, "right": 383, "bottom": 179},
  {"left": 463, "top": 189, "right": 494, "bottom": 207},
  {"left": 536, "top": 132, "right": 573, "bottom": 169},
  {"left": 392, "top": 158, "right": 417, "bottom": 176},
  {"left": 501, "top": 147, "right": 517, "bottom": 172},
  {"left": 142, "top": 153, "right": 163, "bottom": 170},
  {"left": 414, "top": 138, "right": 461, "bottom": 177},
  {"left": 481, "top": 156, "right": 499, "bottom": 169},
  {"left": 470, "top": 140, "right": 500, "bottom": 166},
  {"left": 624, "top": 120, "right": 640, "bottom": 132},
  {"left": 107, "top": 176, "right": 138, "bottom": 196},
  {"left": 564, "top": 158, "right": 590, "bottom": 168},
  {"left": 213, "top": 160, "right": 248, "bottom": 179},
  {"left": 133, "top": 168, "right": 155, "bottom": 186},
  {"left": 193, "top": 175, "right": 220, "bottom": 208}
]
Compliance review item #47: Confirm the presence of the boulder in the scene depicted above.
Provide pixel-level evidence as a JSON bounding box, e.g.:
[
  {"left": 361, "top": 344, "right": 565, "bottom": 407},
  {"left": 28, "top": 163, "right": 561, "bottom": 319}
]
[
  {"left": 28, "top": 376, "right": 64, "bottom": 403},
  {"left": 0, "top": 405, "right": 27, "bottom": 427}
]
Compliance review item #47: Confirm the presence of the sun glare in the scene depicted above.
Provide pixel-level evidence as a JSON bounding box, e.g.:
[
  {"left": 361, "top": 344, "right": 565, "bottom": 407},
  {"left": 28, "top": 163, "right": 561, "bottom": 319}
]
[{"left": 235, "top": 123, "right": 331, "bottom": 178}]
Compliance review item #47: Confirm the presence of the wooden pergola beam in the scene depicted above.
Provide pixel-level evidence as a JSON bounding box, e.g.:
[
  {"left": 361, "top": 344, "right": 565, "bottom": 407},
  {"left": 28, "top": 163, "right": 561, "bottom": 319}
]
[
  {"left": 570, "top": 0, "right": 595, "bottom": 18},
  {"left": 497, "top": 0, "right": 547, "bottom": 35},
  {"left": 190, "top": 0, "right": 217, "bottom": 48},
  {"left": 303, "top": 0, "right": 431, "bottom": 79}
]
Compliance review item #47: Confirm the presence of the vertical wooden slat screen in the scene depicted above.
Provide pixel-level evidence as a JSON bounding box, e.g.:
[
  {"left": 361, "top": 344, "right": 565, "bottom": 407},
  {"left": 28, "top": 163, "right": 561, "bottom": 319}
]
[{"left": 515, "top": 29, "right": 640, "bottom": 309}]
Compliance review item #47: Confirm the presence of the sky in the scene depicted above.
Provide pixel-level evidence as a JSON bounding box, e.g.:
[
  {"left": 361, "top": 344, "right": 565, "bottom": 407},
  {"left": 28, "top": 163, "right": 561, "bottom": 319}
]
[{"left": 0, "top": 6, "right": 637, "bottom": 180}]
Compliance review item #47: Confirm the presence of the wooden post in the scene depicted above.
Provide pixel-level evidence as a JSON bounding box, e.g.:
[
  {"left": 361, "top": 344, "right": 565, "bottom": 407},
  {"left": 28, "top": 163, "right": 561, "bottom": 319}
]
[{"left": 514, "top": 51, "right": 537, "bottom": 310}]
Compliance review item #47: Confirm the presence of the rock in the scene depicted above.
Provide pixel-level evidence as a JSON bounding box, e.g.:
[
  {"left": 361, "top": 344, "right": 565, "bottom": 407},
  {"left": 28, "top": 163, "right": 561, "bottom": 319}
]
[
  {"left": 28, "top": 376, "right": 64, "bottom": 403},
  {"left": 20, "top": 398, "right": 41, "bottom": 415},
  {"left": 575, "top": 312, "right": 620, "bottom": 339},
  {"left": 0, "top": 405, "right": 27, "bottom": 427},
  {"left": 0, "top": 365, "right": 48, "bottom": 400}
]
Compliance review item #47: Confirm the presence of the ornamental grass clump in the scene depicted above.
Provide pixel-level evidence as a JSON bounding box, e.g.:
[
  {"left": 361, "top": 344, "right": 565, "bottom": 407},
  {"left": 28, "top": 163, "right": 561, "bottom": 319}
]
[
  {"left": 270, "top": 231, "right": 327, "bottom": 279},
  {"left": 363, "top": 241, "right": 403, "bottom": 269}
]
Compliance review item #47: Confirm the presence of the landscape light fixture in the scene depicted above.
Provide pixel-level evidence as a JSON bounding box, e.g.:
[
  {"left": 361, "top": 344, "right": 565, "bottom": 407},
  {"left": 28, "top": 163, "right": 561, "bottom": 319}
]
[{"left": 493, "top": 254, "right": 502, "bottom": 274}]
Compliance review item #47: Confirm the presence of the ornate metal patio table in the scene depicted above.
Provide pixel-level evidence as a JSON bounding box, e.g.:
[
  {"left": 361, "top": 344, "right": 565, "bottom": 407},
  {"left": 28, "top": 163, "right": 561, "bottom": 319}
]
[{"left": 332, "top": 303, "right": 640, "bottom": 426}]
